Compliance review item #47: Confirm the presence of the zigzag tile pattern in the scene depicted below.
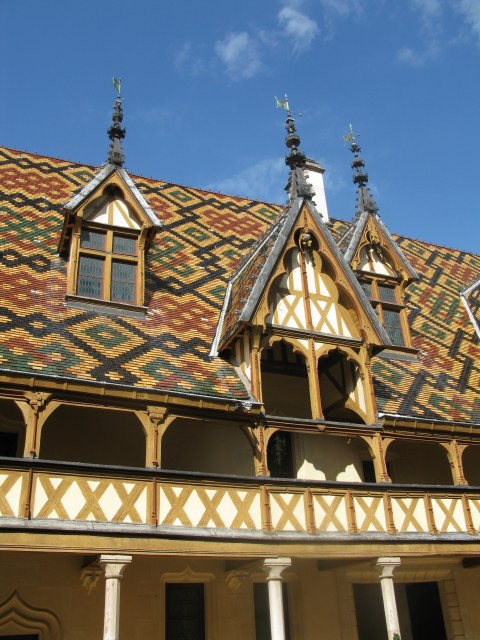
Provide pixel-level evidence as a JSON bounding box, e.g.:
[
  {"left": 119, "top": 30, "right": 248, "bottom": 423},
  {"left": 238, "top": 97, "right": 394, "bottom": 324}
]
[
  {"left": 0, "top": 147, "right": 277, "bottom": 398},
  {"left": 369, "top": 235, "right": 480, "bottom": 422},
  {"left": 0, "top": 146, "right": 479, "bottom": 421}
]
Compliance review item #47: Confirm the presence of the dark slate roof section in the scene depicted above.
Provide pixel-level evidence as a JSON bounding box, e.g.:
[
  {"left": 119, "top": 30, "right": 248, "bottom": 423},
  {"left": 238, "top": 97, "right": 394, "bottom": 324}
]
[
  {"left": 343, "top": 210, "right": 419, "bottom": 280},
  {"left": 461, "top": 277, "right": 480, "bottom": 340},
  {"left": 65, "top": 164, "right": 162, "bottom": 228}
]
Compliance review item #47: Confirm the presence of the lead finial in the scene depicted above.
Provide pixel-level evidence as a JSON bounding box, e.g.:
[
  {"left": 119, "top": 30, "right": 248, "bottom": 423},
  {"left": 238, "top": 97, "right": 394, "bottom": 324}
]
[
  {"left": 344, "top": 124, "right": 378, "bottom": 215},
  {"left": 276, "top": 95, "right": 313, "bottom": 201},
  {"left": 107, "top": 77, "right": 126, "bottom": 167}
]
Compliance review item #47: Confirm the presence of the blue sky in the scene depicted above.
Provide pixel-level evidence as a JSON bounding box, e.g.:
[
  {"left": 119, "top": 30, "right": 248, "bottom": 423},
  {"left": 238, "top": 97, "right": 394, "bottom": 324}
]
[{"left": 1, "top": 0, "right": 479, "bottom": 254}]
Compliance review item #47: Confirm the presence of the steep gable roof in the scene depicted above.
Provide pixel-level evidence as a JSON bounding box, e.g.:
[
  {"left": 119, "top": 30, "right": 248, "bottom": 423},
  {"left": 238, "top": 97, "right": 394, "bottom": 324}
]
[
  {"left": 0, "top": 145, "right": 479, "bottom": 422},
  {"left": 213, "top": 197, "right": 391, "bottom": 353},
  {"left": 343, "top": 210, "right": 418, "bottom": 281},
  {"left": 64, "top": 163, "right": 161, "bottom": 226}
]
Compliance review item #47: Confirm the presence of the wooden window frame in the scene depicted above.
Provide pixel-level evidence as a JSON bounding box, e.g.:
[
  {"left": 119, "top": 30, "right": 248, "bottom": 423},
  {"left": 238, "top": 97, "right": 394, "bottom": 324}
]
[
  {"left": 360, "top": 276, "right": 412, "bottom": 348},
  {"left": 67, "top": 219, "right": 146, "bottom": 310}
]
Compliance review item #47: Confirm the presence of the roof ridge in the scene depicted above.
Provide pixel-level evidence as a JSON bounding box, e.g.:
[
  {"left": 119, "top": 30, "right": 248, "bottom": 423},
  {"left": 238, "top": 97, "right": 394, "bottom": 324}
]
[{"left": 0, "top": 145, "right": 285, "bottom": 212}]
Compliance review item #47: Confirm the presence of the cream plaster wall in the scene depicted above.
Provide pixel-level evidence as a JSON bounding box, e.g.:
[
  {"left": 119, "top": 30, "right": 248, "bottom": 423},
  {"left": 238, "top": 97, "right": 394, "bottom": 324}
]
[
  {"left": 162, "top": 418, "right": 254, "bottom": 476},
  {"left": 0, "top": 553, "right": 476, "bottom": 640},
  {"left": 39, "top": 406, "right": 145, "bottom": 467},
  {"left": 262, "top": 370, "right": 311, "bottom": 419},
  {"left": 387, "top": 440, "right": 453, "bottom": 485},
  {"left": 294, "top": 433, "right": 365, "bottom": 482},
  {"left": 462, "top": 445, "right": 480, "bottom": 486},
  {"left": 0, "top": 551, "right": 103, "bottom": 639}
]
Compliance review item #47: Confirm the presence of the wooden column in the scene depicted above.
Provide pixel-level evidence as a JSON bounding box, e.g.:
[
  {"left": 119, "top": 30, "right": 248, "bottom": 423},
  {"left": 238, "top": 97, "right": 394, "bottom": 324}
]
[
  {"left": 369, "top": 433, "right": 392, "bottom": 482},
  {"left": 440, "top": 440, "right": 467, "bottom": 485},
  {"left": 22, "top": 392, "right": 52, "bottom": 458},
  {"left": 137, "top": 407, "right": 173, "bottom": 467}
]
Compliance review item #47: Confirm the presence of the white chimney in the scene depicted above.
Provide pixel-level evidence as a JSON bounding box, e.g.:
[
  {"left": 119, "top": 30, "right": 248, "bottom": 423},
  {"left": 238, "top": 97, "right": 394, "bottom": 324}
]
[{"left": 305, "top": 158, "right": 329, "bottom": 223}]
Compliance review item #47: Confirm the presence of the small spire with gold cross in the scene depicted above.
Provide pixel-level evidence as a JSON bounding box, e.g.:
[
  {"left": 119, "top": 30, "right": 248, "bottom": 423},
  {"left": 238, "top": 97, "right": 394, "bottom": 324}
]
[
  {"left": 275, "top": 94, "right": 313, "bottom": 201},
  {"left": 107, "top": 77, "right": 126, "bottom": 167},
  {"left": 344, "top": 124, "right": 378, "bottom": 215}
]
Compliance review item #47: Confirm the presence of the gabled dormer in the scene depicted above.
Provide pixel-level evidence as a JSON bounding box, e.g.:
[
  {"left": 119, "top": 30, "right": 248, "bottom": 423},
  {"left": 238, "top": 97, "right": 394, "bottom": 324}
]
[
  {"left": 213, "top": 113, "right": 391, "bottom": 425},
  {"left": 340, "top": 131, "right": 418, "bottom": 348},
  {"left": 58, "top": 94, "right": 162, "bottom": 313}
]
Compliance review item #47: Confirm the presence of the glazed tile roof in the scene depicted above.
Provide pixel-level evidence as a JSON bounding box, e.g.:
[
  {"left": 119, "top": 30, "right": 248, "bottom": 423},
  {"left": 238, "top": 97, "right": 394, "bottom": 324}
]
[
  {"left": 371, "top": 235, "right": 480, "bottom": 423},
  {"left": 0, "top": 146, "right": 278, "bottom": 400},
  {"left": 462, "top": 278, "right": 480, "bottom": 340},
  {"left": 0, "top": 146, "right": 479, "bottom": 421}
]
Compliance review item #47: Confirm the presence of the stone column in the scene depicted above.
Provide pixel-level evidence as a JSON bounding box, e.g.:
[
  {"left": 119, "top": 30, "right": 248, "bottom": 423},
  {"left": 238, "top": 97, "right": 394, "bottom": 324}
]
[
  {"left": 99, "top": 554, "right": 132, "bottom": 640},
  {"left": 375, "top": 557, "right": 401, "bottom": 640},
  {"left": 263, "top": 557, "right": 292, "bottom": 640}
]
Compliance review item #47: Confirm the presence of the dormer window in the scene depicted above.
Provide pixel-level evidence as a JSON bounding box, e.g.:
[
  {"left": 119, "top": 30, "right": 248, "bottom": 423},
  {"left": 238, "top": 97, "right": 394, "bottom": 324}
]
[
  {"left": 59, "top": 97, "right": 162, "bottom": 315},
  {"left": 360, "top": 277, "right": 409, "bottom": 347},
  {"left": 60, "top": 173, "right": 161, "bottom": 314},
  {"left": 77, "top": 225, "right": 139, "bottom": 304}
]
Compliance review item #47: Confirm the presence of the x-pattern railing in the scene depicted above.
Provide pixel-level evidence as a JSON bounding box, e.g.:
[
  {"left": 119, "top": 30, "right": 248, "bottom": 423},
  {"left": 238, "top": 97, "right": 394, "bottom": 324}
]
[{"left": 0, "top": 465, "right": 479, "bottom": 538}]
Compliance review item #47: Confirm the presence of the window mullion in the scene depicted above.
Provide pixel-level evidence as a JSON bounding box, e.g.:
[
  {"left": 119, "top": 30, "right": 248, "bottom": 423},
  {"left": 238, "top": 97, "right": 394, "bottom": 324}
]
[{"left": 104, "top": 255, "right": 113, "bottom": 301}]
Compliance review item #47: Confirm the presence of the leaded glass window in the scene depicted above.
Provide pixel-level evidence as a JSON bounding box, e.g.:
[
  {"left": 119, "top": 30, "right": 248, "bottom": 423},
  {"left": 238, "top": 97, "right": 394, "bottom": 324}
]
[
  {"left": 360, "top": 281, "right": 371, "bottom": 297},
  {"left": 358, "top": 277, "right": 410, "bottom": 347},
  {"left": 78, "top": 255, "right": 104, "bottom": 298},
  {"left": 111, "top": 261, "right": 136, "bottom": 302},
  {"left": 113, "top": 234, "right": 136, "bottom": 255},
  {"left": 383, "top": 309, "right": 404, "bottom": 346},
  {"left": 377, "top": 284, "right": 397, "bottom": 303},
  {"left": 75, "top": 224, "right": 140, "bottom": 306},
  {"left": 80, "top": 228, "right": 106, "bottom": 250},
  {"left": 267, "top": 431, "right": 293, "bottom": 478}
]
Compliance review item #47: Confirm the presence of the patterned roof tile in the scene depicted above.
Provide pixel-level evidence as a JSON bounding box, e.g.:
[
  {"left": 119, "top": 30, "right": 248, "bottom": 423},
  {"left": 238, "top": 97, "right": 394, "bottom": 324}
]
[{"left": 0, "top": 146, "right": 479, "bottom": 421}]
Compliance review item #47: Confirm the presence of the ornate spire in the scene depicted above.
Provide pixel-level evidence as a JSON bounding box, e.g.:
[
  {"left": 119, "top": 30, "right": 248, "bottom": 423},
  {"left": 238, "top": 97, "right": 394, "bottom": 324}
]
[
  {"left": 283, "top": 107, "right": 313, "bottom": 201},
  {"left": 107, "top": 83, "right": 126, "bottom": 167},
  {"left": 345, "top": 125, "right": 378, "bottom": 215}
]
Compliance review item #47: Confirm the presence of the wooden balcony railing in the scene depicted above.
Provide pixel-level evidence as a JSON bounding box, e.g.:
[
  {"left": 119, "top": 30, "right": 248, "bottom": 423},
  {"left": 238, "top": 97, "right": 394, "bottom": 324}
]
[{"left": 0, "top": 459, "right": 479, "bottom": 538}]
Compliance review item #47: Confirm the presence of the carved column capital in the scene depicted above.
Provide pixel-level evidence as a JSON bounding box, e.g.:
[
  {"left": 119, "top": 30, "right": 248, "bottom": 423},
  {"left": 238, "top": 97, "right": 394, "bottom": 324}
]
[
  {"left": 263, "top": 557, "right": 292, "bottom": 581},
  {"left": 146, "top": 405, "right": 168, "bottom": 426},
  {"left": 99, "top": 554, "right": 132, "bottom": 580},
  {"left": 375, "top": 556, "right": 401, "bottom": 580},
  {"left": 24, "top": 391, "right": 51, "bottom": 413}
]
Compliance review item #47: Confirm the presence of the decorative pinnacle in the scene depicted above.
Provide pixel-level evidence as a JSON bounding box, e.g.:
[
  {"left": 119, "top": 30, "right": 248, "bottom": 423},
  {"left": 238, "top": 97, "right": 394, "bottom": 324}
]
[
  {"left": 344, "top": 124, "right": 378, "bottom": 215},
  {"left": 107, "top": 79, "right": 126, "bottom": 167},
  {"left": 283, "top": 107, "right": 313, "bottom": 201}
]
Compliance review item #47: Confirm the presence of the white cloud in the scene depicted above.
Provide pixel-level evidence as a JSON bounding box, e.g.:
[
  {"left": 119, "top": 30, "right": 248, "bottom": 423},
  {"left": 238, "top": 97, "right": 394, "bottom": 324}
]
[
  {"left": 215, "top": 32, "right": 262, "bottom": 80},
  {"left": 317, "top": 0, "right": 364, "bottom": 18},
  {"left": 175, "top": 42, "right": 192, "bottom": 70},
  {"left": 278, "top": 6, "right": 319, "bottom": 52},
  {"left": 396, "top": 44, "right": 439, "bottom": 65},
  {"left": 456, "top": 0, "right": 480, "bottom": 40},
  {"left": 174, "top": 42, "right": 208, "bottom": 75},
  {"left": 208, "top": 157, "right": 286, "bottom": 203},
  {"left": 411, "top": 0, "right": 442, "bottom": 18},
  {"left": 398, "top": 0, "right": 480, "bottom": 65}
]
